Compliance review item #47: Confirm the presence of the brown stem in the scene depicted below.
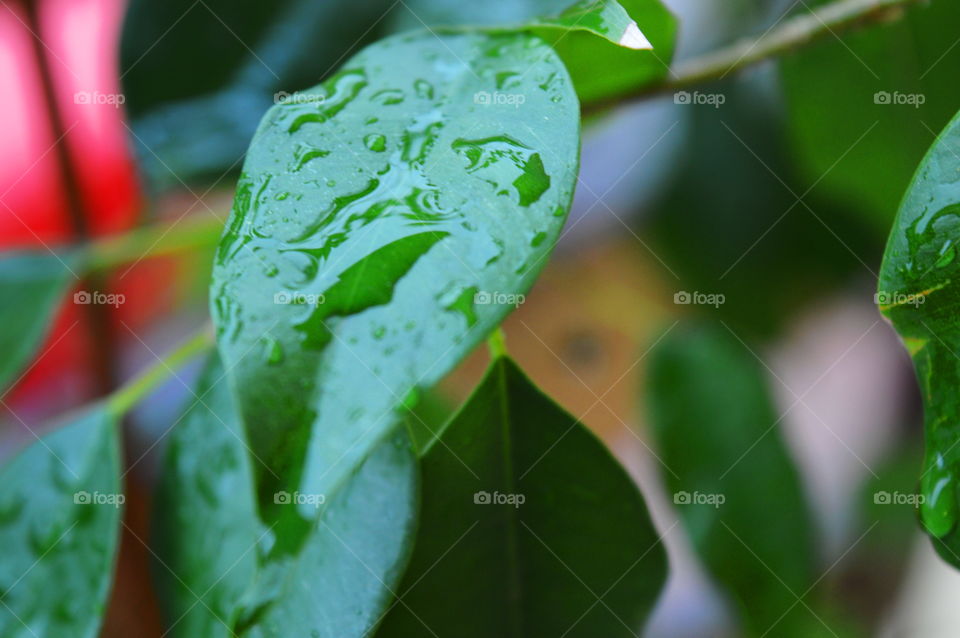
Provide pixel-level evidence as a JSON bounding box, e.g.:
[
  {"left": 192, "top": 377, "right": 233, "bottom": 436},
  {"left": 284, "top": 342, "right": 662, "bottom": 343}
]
[{"left": 22, "top": 0, "right": 115, "bottom": 394}]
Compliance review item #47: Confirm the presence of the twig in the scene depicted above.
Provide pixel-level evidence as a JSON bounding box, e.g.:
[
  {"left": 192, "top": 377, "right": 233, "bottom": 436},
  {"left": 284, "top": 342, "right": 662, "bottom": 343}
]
[{"left": 588, "top": 0, "right": 923, "bottom": 112}]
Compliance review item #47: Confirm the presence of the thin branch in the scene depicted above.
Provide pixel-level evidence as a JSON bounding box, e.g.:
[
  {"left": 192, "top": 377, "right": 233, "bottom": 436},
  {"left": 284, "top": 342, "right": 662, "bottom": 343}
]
[
  {"left": 588, "top": 0, "right": 923, "bottom": 112},
  {"left": 107, "top": 326, "right": 214, "bottom": 416}
]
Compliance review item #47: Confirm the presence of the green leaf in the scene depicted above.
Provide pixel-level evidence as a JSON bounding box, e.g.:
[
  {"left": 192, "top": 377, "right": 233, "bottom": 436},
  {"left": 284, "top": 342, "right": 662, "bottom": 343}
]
[
  {"left": 0, "top": 405, "right": 121, "bottom": 638},
  {"left": 877, "top": 108, "right": 960, "bottom": 566},
  {"left": 0, "top": 251, "right": 78, "bottom": 394},
  {"left": 648, "top": 323, "right": 816, "bottom": 634},
  {"left": 377, "top": 357, "right": 667, "bottom": 638},
  {"left": 210, "top": 31, "right": 579, "bottom": 522},
  {"left": 780, "top": 0, "right": 960, "bottom": 230},
  {"left": 119, "top": 0, "right": 392, "bottom": 190},
  {"left": 153, "top": 355, "right": 419, "bottom": 637},
  {"left": 388, "top": 0, "right": 677, "bottom": 104},
  {"left": 645, "top": 80, "right": 876, "bottom": 338}
]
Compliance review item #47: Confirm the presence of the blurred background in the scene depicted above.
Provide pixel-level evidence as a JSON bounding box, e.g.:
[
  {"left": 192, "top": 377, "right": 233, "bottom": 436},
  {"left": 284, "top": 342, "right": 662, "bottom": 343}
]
[{"left": 0, "top": 0, "right": 957, "bottom": 635}]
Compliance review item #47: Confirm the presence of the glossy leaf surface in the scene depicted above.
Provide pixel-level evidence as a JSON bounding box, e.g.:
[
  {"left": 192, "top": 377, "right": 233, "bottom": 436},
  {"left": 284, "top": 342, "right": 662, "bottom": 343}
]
[
  {"left": 210, "top": 32, "right": 579, "bottom": 522},
  {"left": 389, "top": 0, "right": 676, "bottom": 104},
  {"left": 153, "top": 355, "right": 419, "bottom": 638},
  {"left": 0, "top": 405, "right": 121, "bottom": 638},
  {"left": 648, "top": 323, "right": 815, "bottom": 633},
  {"left": 877, "top": 108, "right": 960, "bottom": 565},
  {"left": 377, "top": 357, "right": 667, "bottom": 638},
  {"left": 0, "top": 251, "right": 77, "bottom": 393}
]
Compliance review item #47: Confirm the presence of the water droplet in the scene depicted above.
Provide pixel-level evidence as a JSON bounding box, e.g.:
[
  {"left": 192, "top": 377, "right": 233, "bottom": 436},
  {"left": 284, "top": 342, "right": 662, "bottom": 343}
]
[
  {"left": 265, "top": 338, "right": 285, "bottom": 365},
  {"left": 370, "top": 88, "right": 405, "bottom": 106},
  {"left": 922, "top": 452, "right": 957, "bottom": 537},
  {"left": 440, "top": 285, "right": 478, "bottom": 327},
  {"left": 452, "top": 136, "right": 551, "bottom": 206},
  {"left": 284, "top": 70, "right": 367, "bottom": 133},
  {"left": 413, "top": 78, "right": 434, "bottom": 100},
  {"left": 364, "top": 133, "right": 387, "bottom": 153}
]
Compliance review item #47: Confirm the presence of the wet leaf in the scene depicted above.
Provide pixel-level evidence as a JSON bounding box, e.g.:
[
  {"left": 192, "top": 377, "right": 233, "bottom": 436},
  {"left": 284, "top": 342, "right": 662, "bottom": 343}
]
[
  {"left": 389, "top": 0, "right": 676, "bottom": 104},
  {"left": 377, "top": 357, "right": 667, "bottom": 638},
  {"left": 648, "top": 323, "right": 816, "bottom": 634},
  {"left": 877, "top": 108, "right": 960, "bottom": 566},
  {"left": 153, "top": 355, "right": 419, "bottom": 638},
  {"left": 0, "top": 251, "right": 78, "bottom": 394},
  {"left": 0, "top": 405, "right": 121, "bottom": 638},
  {"left": 210, "top": 31, "right": 579, "bottom": 527}
]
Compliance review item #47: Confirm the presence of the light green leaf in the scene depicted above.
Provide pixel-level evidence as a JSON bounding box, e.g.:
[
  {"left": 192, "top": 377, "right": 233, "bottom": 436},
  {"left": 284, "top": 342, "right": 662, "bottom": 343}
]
[
  {"left": 210, "top": 31, "right": 579, "bottom": 523},
  {"left": 877, "top": 108, "right": 960, "bottom": 566},
  {"left": 0, "top": 251, "right": 78, "bottom": 393},
  {"left": 0, "top": 405, "right": 121, "bottom": 638},
  {"left": 377, "top": 357, "right": 667, "bottom": 638},
  {"left": 153, "top": 355, "right": 419, "bottom": 638},
  {"left": 388, "top": 0, "right": 677, "bottom": 104},
  {"left": 648, "top": 323, "right": 816, "bottom": 634}
]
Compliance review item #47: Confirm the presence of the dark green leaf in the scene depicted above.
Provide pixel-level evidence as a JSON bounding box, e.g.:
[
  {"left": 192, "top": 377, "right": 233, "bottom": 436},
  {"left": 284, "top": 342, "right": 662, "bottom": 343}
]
[
  {"left": 780, "top": 0, "right": 960, "bottom": 230},
  {"left": 120, "top": 0, "right": 392, "bottom": 190},
  {"left": 648, "top": 322, "right": 815, "bottom": 634},
  {"left": 0, "top": 251, "right": 78, "bottom": 394},
  {"left": 377, "top": 357, "right": 667, "bottom": 638},
  {"left": 877, "top": 108, "right": 960, "bottom": 567},
  {"left": 388, "top": 0, "right": 677, "bottom": 104},
  {"left": 153, "top": 355, "right": 419, "bottom": 638},
  {"left": 645, "top": 80, "right": 878, "bottom": 338},
  {"left": 0, "top": 405, "right": 121, "bottom": 638},
  {"left": 210, "top": 31, "right": 579, "bottom": 522}
]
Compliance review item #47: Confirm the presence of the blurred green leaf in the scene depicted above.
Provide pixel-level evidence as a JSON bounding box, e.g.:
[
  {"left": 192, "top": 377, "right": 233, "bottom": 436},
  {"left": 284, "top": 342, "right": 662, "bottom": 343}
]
[
  {"left": 0, "top": 405, "right": 121, "bottom": 638},
  {"left": 378, "top": 357, "right": 667, "bottom": 637},
  {"left": 210, "top": 32, "right": 579, "bottom": 527},
  {"left": 645, "top": 80, "right": 878, "bottom": 338},
  {"left": 388, "top": 0, "right": 676, "bottom": 104},
  {"left": 780, "top": 0, "right": 960, "bottom": 230},
  {"left": 120, "top": 0, "right": 392, "bottom": 190},
  {"left": 0, "top": 251, "right": 78, "bottom": 395},
  {"left": 839, "top": 440, "right": 923, "bottom": 628},
  {"left": 153, "top": 355, "right": 419, "bottom": 638},
  {"left": 877, "top": 107, "right": 960, "bottom": 567},
  {"left": 648, "top": 322, "right": 816, "bottom": 635}
]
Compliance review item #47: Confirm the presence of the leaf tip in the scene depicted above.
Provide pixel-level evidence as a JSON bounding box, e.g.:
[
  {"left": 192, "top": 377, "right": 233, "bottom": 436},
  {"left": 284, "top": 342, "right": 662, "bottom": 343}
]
[{"left": 619, "top": 21, "right": 653, "bottom": 50}]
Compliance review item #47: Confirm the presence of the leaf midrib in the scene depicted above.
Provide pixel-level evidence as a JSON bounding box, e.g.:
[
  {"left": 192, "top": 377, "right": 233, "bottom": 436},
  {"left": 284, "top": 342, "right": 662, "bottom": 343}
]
[{"left": 494, "top": 358, "right": 525, "bottom": 638}]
